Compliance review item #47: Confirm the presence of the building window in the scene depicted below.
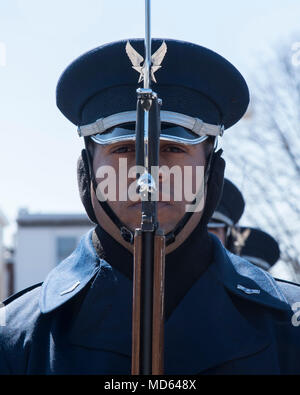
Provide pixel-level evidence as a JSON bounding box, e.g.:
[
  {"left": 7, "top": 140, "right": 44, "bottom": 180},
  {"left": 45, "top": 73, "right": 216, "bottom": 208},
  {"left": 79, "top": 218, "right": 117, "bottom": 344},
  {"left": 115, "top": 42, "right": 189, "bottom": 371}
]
[{"left": 56, "top": 237, "right": 77, "bottom": 265}]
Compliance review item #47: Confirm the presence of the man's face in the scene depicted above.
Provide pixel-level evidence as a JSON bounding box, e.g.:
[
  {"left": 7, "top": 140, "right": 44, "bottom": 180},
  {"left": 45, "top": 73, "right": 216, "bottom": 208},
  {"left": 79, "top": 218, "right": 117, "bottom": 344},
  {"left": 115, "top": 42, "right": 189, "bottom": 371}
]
[{"left": 91, "top": 139, "right": 208, "bottom": 234}]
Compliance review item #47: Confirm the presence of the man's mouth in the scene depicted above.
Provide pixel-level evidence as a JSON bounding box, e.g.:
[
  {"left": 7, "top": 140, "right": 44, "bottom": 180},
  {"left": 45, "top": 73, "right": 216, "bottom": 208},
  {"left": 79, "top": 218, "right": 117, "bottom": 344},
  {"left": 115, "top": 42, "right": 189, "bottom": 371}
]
[{"left": 129, "top": 201, "right": 172, "bottom": 209}]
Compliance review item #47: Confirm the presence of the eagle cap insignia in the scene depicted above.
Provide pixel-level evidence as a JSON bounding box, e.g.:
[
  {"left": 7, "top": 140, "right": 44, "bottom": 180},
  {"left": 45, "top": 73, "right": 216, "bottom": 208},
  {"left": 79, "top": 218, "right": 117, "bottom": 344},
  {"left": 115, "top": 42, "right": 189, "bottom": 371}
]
[
  {"left": 125, "top": 40, "right": 167, "bottom": 83},
  {"left": 232, "top": 227, "right": 251, "bottom": 256}
]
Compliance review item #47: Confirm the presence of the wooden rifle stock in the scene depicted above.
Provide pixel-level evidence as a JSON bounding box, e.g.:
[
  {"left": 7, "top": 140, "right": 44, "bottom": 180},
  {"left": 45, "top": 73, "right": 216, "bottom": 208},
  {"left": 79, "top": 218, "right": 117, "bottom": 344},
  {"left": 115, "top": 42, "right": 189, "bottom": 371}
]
[{"left": 132, "top": 229, "right": 165, "bottom": 375}]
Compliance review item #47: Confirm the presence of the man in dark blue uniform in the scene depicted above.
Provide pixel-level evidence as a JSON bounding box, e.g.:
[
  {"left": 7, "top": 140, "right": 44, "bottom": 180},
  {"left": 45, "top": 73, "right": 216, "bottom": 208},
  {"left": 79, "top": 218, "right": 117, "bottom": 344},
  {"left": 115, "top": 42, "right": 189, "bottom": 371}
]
[
  {"left": 231, "top": 227, "right": 280, "bottom": 272},
  {"left": 1, "top": 38, "right": 300, "bottom": 375},
  {"left": 208, "top": 181, "right": 280, "bottom": 272}
]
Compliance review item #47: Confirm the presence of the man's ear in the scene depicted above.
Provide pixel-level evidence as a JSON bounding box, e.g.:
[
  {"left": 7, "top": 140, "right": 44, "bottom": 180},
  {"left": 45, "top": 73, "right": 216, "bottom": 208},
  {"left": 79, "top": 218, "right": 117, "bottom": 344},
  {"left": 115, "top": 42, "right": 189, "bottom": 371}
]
[
  {"left": 200, "top": 149, "right": 225, "bottom": 228},
  {"left": 77, "top": 149, "right": 97, "bottom": 223},
  {"left": 204, "top": 137, "right": 215, "bottom": 160}
]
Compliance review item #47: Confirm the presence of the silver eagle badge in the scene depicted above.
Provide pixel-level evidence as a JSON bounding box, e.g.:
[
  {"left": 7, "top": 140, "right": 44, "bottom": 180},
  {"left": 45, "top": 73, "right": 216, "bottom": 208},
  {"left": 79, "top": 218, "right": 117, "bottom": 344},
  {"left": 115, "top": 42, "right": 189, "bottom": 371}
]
[
  {"left": 125, "top": 40, "right": 167, "bottom": 83},
  {"left": 232, "top": 228, "right": 252, "bottom": 255}
]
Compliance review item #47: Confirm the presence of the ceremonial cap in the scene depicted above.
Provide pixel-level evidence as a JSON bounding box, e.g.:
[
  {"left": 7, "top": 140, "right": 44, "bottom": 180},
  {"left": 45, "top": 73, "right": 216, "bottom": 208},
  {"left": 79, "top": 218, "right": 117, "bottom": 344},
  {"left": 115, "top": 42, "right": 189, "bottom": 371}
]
[
  {"left": 56, "top": 38, "right": 249, "bottom": 144},
  {"left": 236, "top": 227, "right": 280, "bottom": 270},
  {"left": 208, "top": 179, "right": 245, "bottom": 228}
]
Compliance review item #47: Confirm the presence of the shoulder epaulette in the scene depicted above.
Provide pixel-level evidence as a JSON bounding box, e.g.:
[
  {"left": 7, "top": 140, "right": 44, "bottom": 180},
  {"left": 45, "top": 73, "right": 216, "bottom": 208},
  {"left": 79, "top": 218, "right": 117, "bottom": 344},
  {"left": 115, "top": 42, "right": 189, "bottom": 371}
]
[
  {"left": 274, "top": 278, "right": 300, "bottom": 287},
  {"left": 2, "top": 283, "right": 42, "bottom": 306},
  {"left": 275, "top": 278, "right": 300, "bottom": 308}
]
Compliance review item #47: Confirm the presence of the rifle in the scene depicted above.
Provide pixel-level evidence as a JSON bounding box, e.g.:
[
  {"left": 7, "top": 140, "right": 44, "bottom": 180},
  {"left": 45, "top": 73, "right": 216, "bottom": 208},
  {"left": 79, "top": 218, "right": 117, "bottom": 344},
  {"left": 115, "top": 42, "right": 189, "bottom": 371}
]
[{"left": 131, "top": 0, "right": 166, "bottom": 375}]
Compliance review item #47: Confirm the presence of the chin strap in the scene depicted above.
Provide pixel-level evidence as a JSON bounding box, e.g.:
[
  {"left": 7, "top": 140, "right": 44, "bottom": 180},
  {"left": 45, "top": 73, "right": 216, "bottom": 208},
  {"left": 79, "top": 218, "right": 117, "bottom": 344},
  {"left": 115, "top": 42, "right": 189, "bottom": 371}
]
[
  {"left": 80, "top": 137, "right": 224, "bottom": 246},
  {"left": 163, "top": 144, "right": 224, "bottom": 246},
  {"left": 91, "top": 171, "right": 135, "bottom": 244},
  {"left": 82, "top": 138, "right": 135, "bottom": 244}
]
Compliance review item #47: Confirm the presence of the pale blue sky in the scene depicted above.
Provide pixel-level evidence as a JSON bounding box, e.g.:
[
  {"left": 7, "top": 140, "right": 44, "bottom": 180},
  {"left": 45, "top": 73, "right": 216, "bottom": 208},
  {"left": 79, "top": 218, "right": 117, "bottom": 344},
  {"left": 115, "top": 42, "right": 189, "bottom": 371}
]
[{"left": 0, "top": 0, "right": 300, "bottom": 245}]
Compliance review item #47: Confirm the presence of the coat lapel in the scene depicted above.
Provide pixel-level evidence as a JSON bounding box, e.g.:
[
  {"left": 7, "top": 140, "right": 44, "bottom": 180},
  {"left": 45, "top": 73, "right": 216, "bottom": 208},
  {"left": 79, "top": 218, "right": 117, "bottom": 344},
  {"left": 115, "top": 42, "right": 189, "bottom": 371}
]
[
  {"left": 68, "top": 258, "right": 274, "bottom": 374},
  {"left": 69, "top": 260, "right": 133, "bottom": 357},
  {"left": 41, "top": 231, "right": 292, "bottom": 374},
  {"left": 164, "top": 265, "right": 269, "bottom": 374},
  {"left": 164, "top": 236, "right": 291, "bottom": 374}
]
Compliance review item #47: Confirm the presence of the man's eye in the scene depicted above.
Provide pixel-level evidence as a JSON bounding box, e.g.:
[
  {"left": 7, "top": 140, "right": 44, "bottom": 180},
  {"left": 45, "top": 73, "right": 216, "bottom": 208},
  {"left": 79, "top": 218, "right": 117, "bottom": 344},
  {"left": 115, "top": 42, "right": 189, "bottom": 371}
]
[
  {"left": 112, "top": 145, "right": 135, "bottom": 154},
  {"left": 162, "top": 145, "right": 185, "bottom": 153}
]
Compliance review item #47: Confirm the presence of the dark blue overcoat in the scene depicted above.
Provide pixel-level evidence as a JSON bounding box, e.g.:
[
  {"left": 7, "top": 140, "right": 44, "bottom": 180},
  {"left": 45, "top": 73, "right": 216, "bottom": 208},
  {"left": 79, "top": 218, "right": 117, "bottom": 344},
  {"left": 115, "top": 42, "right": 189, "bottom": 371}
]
[{"left": 1, "top": 230, "right": 300, "bottom": 374}]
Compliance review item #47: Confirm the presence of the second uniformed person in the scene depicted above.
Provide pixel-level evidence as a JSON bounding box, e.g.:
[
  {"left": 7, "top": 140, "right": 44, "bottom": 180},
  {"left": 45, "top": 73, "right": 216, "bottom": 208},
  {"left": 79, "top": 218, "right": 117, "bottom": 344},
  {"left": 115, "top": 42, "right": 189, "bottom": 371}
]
[
  {"left": 208, "top": 178, "right": 245, "bottom": 246},
  {"left": 231, "top": 227, "right": 280, "bottom": 271}
]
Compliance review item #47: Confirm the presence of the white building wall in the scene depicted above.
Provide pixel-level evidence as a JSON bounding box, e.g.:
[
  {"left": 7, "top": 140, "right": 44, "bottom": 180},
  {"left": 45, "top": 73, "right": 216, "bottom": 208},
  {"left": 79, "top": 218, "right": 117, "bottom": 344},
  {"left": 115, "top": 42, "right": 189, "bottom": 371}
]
[{"left": 15, "top": 225, "right": 91, "bottom": 293}]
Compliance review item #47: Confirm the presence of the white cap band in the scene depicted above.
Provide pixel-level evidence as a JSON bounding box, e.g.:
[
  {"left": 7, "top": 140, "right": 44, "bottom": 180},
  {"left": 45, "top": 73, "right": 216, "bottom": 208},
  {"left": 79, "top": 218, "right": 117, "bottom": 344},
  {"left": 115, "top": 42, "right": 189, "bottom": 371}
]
[{"left": 77, "top": 110, "right": 224, "bottom": 138}]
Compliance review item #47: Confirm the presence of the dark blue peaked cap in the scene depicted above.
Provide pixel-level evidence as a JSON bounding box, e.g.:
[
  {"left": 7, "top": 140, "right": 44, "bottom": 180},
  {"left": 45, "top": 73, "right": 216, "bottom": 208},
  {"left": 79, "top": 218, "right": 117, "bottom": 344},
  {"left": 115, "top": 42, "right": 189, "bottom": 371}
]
[
  {"left": 209, "top": 179, "right": 245, "bottom": 227},
  {"left": 239, "top": 227, "right": 280, "bottom": 269},
  {"left": 56, "top": 38, "right": 249, "bottom": 130}
]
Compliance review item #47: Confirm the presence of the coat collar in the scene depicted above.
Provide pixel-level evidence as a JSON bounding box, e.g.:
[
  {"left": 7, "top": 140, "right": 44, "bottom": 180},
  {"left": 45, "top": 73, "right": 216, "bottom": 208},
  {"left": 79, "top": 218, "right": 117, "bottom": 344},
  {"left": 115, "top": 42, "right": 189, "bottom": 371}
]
[
  {"left": 40, "top": 230, "right": 290, "bottom": 315},
  {"left": 164, "top": 265, "right": 268, "bottom": 374},
  {"left": 66, "top": 249, "right": 278, "bottom": 374},
  {"left": 40, "top": 230, "right": 291, "bottom": 374}
]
